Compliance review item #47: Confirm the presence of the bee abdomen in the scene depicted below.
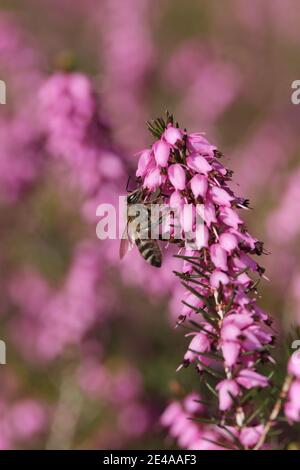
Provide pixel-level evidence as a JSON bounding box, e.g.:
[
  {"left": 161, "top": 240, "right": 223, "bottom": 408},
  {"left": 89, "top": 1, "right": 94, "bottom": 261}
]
[{"left": 135, "top": 239, "right": 162, "bottom": 268}]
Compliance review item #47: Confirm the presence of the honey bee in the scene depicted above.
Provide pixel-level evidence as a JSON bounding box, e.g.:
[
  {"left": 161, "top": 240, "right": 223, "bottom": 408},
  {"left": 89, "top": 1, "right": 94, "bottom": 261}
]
[{"left": 119, "top": 187, "right": 162, "bottom": 268}]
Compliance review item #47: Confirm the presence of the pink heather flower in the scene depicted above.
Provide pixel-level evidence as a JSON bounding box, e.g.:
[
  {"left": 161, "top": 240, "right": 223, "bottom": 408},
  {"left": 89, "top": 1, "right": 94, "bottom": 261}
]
[
  {"left": 210, "top": 270, "right": 229, "bottom": 288},
  {"left": 219, "top": 206, "right": 243, "bottom": 229},
  {"left": 170, "top": 190, "right": 185, "bottom": 210},
  {"left": 219, "top": 232, "right": 238, "bottom": 253},
  {"left": 233, "top": 253, "right": 258, "bottom": 273},
  {"left": 184, "top": 332, "right": 211, "bottom": 363},
  {"left": 222, "top": 313, "right": 253, "bottom": 333},
  {"left": 239, "top": 425, "right": 263, "bottom": 448},
  {"left": 187, "top": 133, "right": 216, "bottom": 155},
  {"left": 143, "top": 167, "right": 162, "bottom": 191},
  {"left": 183, "top": 393, "right": 204, "bottom": 414},
  {"left": 160, "top": 402, "right": 182, "bottom": 427},
  {"left": 203, "top": 201, "right": 217, "bottom": 227},
  {"left": 178, "top": 425, "right": 200, "bottom": 449},
  {"left": 190, "top": 174, "right": 208, "bottom": 198},
  {"left": 187, "top": 154, "right": 212, "bottom": 175},
  {"left": 180, "top": 204, "right": 196, "bottom": 233},
  {"left": 284, "top": 400, "right": 300, "bottom": 423},
  {"left": 210, "top": 186, "right": 234, "bottom": 207},
  {"left": 161, "top": 395, "right": 212, "bottom": 449},
  {"left": 168, "top": 164, "right": 186, "bottom": 190},
  {"left": 236, "top": 369, "right": 269, "bottom": 389},
  {"left": 285, "top": 381, "right": 300, "bottom": 423},
  {"left": 289, "top": 380, "right": 300, "bottom": 404},
  {"left": 134, "top": 115, "right": 276, "bottom": 447},
  {"left": 136, "top": 149, "right": 155, "bottom": 177},
  {"left": 181, "top": 290, "right": 204, "bottom": 317},
  {"left": 195, "top": 223, "right": 209, "bottom": 250},
  {"left": 216, "top": 379, "right": 240, "bottom": 411},
  {"left": 288, "top": 354, "right": 300, "bottom": 378},
  {"left": 221, "top": 341, "right": 241, "bottom": 368},
  {"left": 170, "top": 413, "right": 192, "bottom": 439},
  {"left": 210, "top": 244, "right": 228, "bottom": 271},
  {"left": 234, "top": 272, "right": 252, "bottom": 287},
  {"left": 163, "top": 125, "right": 182, "bottom": 145},
  {"left": 153, "top": 140, "right": 170, "bottom": 167}
]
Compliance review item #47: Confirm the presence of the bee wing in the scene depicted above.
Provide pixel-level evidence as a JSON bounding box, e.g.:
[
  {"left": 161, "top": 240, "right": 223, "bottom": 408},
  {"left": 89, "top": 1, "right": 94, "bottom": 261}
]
[{"left": 119, "top": 223, "right": 134, "bottom": 260}]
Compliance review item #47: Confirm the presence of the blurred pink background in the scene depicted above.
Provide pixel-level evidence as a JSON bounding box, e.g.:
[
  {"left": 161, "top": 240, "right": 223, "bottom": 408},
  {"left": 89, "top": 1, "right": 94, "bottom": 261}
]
[{"left": 0, "top": 0, "right": 300, "bottom": 449}]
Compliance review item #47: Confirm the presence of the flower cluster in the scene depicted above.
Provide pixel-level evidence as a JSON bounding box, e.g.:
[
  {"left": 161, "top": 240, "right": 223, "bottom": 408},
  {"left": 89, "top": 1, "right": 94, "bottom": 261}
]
[
  {"left": 134, "top": 114, "right": 276, "bottom": 448},
  {"left": 161, "top": 394, "right": 266, "bottom": 450}
]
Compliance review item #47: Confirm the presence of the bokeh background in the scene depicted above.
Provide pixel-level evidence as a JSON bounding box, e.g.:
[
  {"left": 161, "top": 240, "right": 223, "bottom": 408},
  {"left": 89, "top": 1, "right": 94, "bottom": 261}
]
[{"left": 0, "top": 0, "right": 300, "bottom": 449}]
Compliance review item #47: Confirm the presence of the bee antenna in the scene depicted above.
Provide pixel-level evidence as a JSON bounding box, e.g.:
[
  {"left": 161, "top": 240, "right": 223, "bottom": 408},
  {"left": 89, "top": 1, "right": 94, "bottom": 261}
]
[{"left": 126, "top": 175, "right": 131, "bottom": 192}]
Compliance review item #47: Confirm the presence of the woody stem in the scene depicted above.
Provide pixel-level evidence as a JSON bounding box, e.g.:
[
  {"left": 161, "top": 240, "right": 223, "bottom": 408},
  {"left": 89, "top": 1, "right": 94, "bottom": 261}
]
[{"left": 253, "top": 374, "right": 293, "bottom": 450}]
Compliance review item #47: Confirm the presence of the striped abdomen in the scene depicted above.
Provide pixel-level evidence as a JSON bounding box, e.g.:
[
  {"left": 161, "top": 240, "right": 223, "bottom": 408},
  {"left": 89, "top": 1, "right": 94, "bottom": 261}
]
[{"left": 135, "top": 238, "right": 162, "bottom": 268}]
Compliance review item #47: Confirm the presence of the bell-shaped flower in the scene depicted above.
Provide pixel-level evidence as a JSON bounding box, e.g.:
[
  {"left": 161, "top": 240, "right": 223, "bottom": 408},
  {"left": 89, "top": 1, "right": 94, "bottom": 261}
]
[
  {"left": 210, "top": 186, "right": 234, "bottom": 207},
  {"left": 219, "top": 207, "right": 242, "bottom": 229},
  {"left": 195, "top": 224, "right": 209, "bottom": 250},
  {"left": 288, "top": 353, "right": 300, "bottom": 379},
  {"left": 143, "top": 167, "right": 162, "bottom": 191},
  {"left": 190, "top": 174, "right": 208, "bottom": 199},
  {"left": 285, "top": 381, "right": 300, "bottom": 423},
  {"left": 136, "top": 149, "right": 155, "bottom": 177},
  {"left": 203, "top": 201, "right": 217, "bottom": 227},
  {"left": 221, "top": 341, "right": 241, "bottom": 368},
  {"left": 219, "top": 232, "right": 238, "bottom": 253},
  {"left": 163, "top": 125, "right": 182, "bottom": 145},
  {"left": 153, "top": 140, "right": 170, "bottom": 167},
  {"left": 181, "top": 290, "right": 204, "bottom": 317},
  {"left": 184, "top": 332, "right": 211, "bottom": 364},
  {"left": 187, "top": 153, "right": 212, "bottom": 175},
  {"left": 170, "top": 190, "right": 184, "bottom": 210},
  {"left": 210, "top": 270, "right": 230, "bottom": 288},
  {"left": 216, "top": 379, "right": 240, "bottom": 411},
  {"left": 180, "top": 204, "right": 195, "bottom": 233},
  {"left": 187, "top": 133, "right": 216, "bottom": 156},
  {"left": 236, "top": 369, "right": 268, "bottom": 389},
  {"left": 239, "top": 425, "right": 263, "bottom": 448},
  {"left": 160, "top": 402, "right": 182, "bottom": 427},
  {"left": 210, "top": 243, "right": 228, "bottom": 271},
  {"left": 168, "top": 164, "right": 186, "bottom": 190}
]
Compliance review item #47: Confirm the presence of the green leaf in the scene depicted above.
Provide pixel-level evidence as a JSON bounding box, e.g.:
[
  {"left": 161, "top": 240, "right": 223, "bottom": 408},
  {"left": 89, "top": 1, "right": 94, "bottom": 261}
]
[
  {"left": 217, "top": 425, "right": 244, "bottom": 450},
  {"left": 181, "top": 300, "right": 207, "bottom": 316},
  {"left": 244, "top": 397, "right": 270, "bottom": 426},
  {"left": 205, "top": 380, "right": 219, "bottom": 398},
  {"left": 188, "top": 348, "right": 222, "bottom": 361},
  {"left": 197, "top": 359, "right": 225, "bottom": 379},
  {"left": 201, "top": 437, "right": 237, "bottom": 450}
]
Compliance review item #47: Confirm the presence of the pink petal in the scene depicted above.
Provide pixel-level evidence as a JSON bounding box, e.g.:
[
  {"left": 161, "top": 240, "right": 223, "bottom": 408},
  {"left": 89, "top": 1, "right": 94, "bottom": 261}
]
[
  {"left": 187, "top": 154, "right": 212, "bottom": 175},
  {"left": 190, "top": 174, "right": 208, "bottom": 198},
  {"left": 153, "top": 140, "right": 170, "bottom": 167},
  {"left": 163, "top": 126, "right": 182, "bottom": 145},
  {"left": 168, "top": 164, "right": 186, "bottom": 190},
  {"left": 216, "top": 379, "right": 240, "bottom": 411}
]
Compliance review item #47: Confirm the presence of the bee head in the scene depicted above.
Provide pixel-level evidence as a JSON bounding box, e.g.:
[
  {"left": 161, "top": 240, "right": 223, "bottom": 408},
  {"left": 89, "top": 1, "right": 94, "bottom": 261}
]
[{"left": 127, "top": 189, "right": 143, "bottom": 204}]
